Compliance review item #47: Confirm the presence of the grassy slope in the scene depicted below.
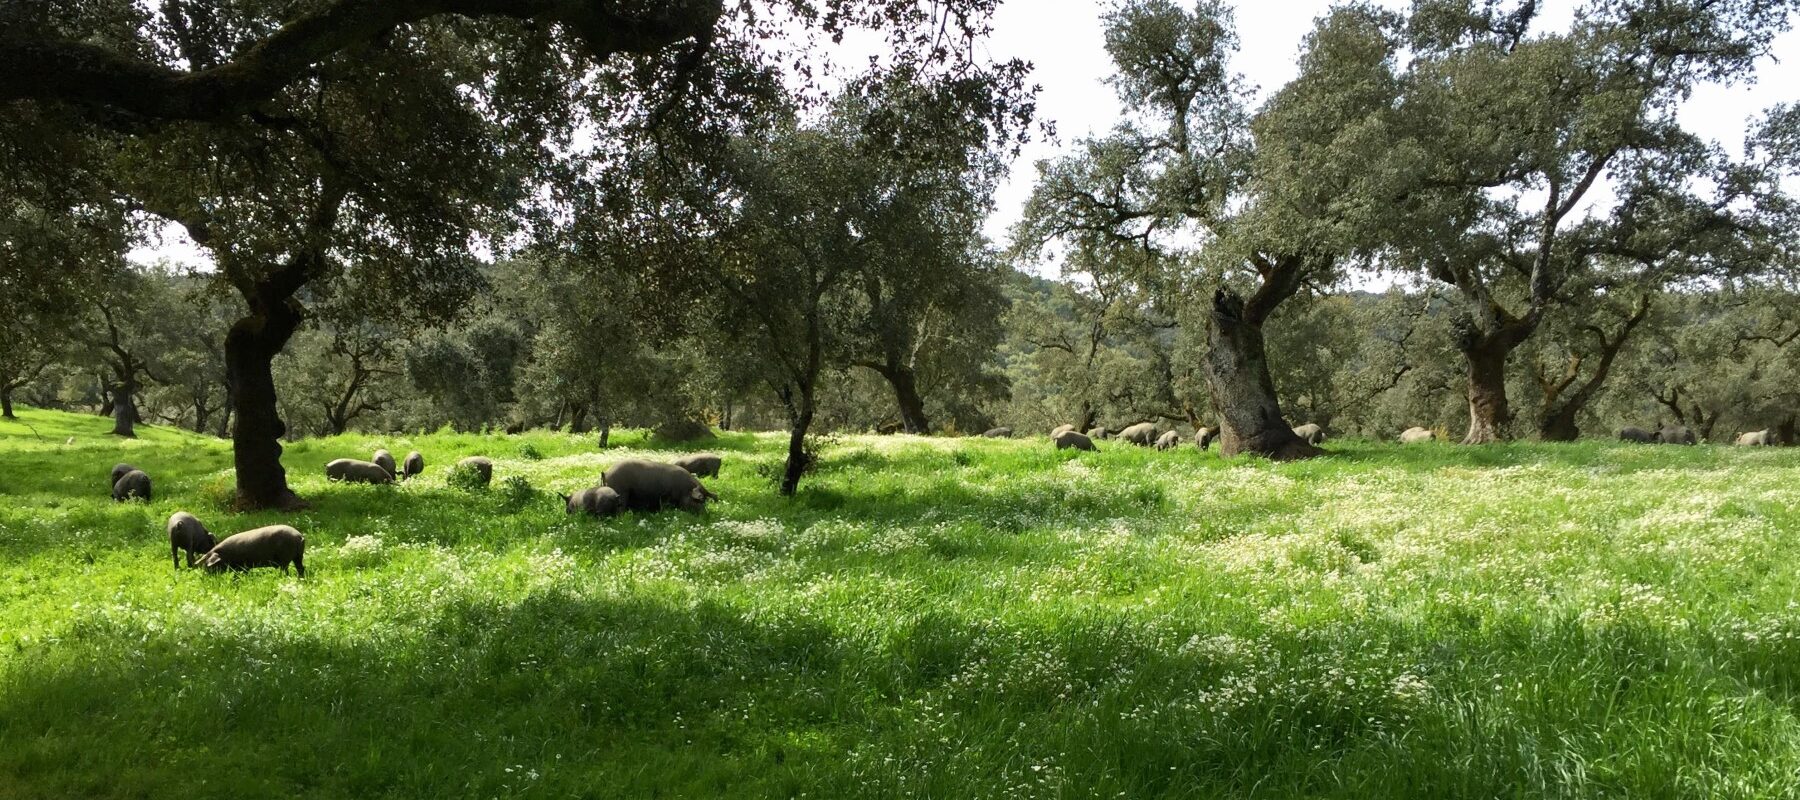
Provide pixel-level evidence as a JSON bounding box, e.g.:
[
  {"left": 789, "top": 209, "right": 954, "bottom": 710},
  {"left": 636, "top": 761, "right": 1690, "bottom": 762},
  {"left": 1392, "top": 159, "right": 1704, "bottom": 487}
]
[{"left": 2, "top": 406, "right": 1799, "bottom": 799}]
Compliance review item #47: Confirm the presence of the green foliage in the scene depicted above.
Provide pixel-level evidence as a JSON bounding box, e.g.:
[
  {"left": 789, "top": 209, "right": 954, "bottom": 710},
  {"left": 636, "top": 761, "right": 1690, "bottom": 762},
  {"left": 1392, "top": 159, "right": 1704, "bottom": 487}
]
[
  {"left": 516, "top": 442, "right": 544, "bottom": 461},
  {"left": 996, "top": 272, "right": 1193, "bottom": 432},
  {"left": 495, "top": 475, "right": 537, "bottom": 513},
  {"left": 6, "top": 407, "right": 1800, "bottom": 797},
  {"left": 444, "top": 461, "right": 490, "bottom": 493}
]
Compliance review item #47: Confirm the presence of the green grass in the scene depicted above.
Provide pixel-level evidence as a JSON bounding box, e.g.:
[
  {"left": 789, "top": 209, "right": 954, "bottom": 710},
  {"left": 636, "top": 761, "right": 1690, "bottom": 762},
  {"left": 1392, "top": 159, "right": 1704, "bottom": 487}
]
[{"left": 4, "top": 405, "right": 1800, "bottom": 798}]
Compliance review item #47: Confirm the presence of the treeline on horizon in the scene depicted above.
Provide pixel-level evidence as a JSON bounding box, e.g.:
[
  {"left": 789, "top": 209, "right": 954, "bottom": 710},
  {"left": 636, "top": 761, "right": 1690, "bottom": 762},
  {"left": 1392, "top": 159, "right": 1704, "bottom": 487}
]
[{"left": 7, "top": 263, "right": 1797, "bottom": 448}]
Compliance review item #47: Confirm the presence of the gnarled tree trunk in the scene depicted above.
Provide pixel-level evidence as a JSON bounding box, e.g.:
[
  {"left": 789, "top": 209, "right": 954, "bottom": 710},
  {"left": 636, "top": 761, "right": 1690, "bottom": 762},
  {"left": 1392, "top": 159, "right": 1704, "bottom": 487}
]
[
  {"left": 858, "top": 359, "right": 930, "bottom": 435},
  {"left": 884, "top": 364, "right": 929, "bottom": 435},
  {"left": 1076, "top": 402, "right": 1097, "bottom": 433},
  {"left": 780, "top": 387, "right": 815, "bottom": 496},
  {"left": 110, "top": 387, "right": 138, "bottom": 437},
  {"left": 1537, "top": 404, "right": 1580, "bottom": 442},
  {"left": 224, "top": 188, "right": 342, "bottom": 510},
  {"left": 1452, "top": 306, "right": 1546, "bottom": 446},
  {"left": 1461, "top": 341, "right": 1511, "bottom": 445},
  {"left": 1203, "top": 288, "right": 1319, "bottom": 461},
  {"left": 1535, "top": 299, "right": 1649, "bottom": 442},
  {"left": 215, "top": 384, "right": 234, "bottom": 439},
  {"left": 226, "top": 300, "right": 305, "bottom": 509},
  {"left": 192, "top": 389, "right": 211, "bottom": 435}
]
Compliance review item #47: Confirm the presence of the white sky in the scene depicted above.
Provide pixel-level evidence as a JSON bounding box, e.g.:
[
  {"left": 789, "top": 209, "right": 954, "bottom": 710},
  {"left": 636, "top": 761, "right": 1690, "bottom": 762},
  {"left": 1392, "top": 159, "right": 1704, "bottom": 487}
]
[{"left": 131, "top": 0, "right": 1800, "bottom": 272}]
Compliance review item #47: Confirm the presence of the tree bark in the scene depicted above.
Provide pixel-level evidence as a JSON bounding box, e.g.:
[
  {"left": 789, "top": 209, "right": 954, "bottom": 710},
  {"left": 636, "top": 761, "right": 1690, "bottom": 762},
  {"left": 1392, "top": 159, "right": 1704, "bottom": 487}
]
[
  {"left": 781, "top": 391, "right": 814, "bottom": 497},
  {"left": 192, "top": 392, "right": 211, "bottom": 435},
  {"left": 1203, "top": 288, "right": 1320, "bottom": 460},
  {"left": 226, "top": 304, "right": 305, "bottom": 509},
  {"left": 1537, "top": 403, "right": 1580, "bottom": 442},
  {"left": 1076, "top": 403, "right": 1097, "bottom": 433},
  {"left": 1, "top": 389, "right": 13, "bottom": 419},
  {"left": 1695, "top": 409, "right": 1721, "bottom": 442},
  {"left": 1453, "top": 310, "right": 1540, "bottom": 446},
  {"left": 1535, "top": 298, "right": 1651, "bottom": 442},
  {"left": 880, "top": 363, "right": 930, "bottom": 435},
  {"left": 110, "top": 383, "right": 138, "bottom": 437},
  {"left": 1461, "top": 342, "right": 1511, "bottom": 445},
  {"left": 216, "top": 386, "right": 234, "bottom": 439}
]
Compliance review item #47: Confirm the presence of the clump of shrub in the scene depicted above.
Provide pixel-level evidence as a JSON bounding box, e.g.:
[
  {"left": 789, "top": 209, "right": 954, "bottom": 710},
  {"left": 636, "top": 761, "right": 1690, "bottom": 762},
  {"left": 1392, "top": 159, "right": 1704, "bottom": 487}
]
[
  {"left": 497, "top": 475, "right": 537, "bottom": 512},
  {"left": 517, "top": 442, "right": 544, "bottom": 460},
  {"left": 445, "top": 461, "right": 489, "bottom": 492}
]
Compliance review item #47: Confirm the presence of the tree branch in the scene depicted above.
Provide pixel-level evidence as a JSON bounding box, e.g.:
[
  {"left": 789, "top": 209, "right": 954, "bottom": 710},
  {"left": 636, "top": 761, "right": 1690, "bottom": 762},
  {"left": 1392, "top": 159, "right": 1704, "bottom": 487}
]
[{"left": 0, "top": 0, "right": 722, "bottom": 122}]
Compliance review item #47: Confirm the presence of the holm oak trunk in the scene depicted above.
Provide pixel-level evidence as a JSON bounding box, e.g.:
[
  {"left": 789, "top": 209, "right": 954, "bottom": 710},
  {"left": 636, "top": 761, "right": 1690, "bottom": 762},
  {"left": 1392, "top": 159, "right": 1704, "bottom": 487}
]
[
  {"left": 884, "top": 364, "right": 930, "bottom": 435},
  {"left": 1461, "top": 343, "right": 1511, "bottom": 445},
  {"left": 1203, "top": 288, "right": 1320, "bottom": 461},
  {"left": 225, "top": 302, "right": 305, "bottom": 509}
]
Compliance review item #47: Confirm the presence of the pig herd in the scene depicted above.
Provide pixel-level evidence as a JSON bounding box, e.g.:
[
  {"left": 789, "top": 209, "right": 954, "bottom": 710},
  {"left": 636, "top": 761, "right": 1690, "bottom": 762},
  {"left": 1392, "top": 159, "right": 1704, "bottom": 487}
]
[
  {"left": 1024, "top": 421, "right": 1780, "bottom": 450},
  {"left": 99, "top": 417, "right": 1784, "bottom": 578},
  {"left": 559, "top": 457, "right": 721, "bottom": 518},
  {"left": 109, "top": 463, "right": 307, "bottom": 577},
  {"left": 1040, "top": 421, "right": 1328, "bottom": 451},
  {"left": 109, "top": 447, "right": 724, "bottom": 579}
]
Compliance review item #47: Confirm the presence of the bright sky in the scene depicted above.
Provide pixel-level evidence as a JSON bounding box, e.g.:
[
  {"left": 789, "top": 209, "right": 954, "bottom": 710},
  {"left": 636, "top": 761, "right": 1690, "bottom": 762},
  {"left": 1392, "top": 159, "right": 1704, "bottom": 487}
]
[{"left": 130, "top": 0, "right": 1800, "bottom": 270}]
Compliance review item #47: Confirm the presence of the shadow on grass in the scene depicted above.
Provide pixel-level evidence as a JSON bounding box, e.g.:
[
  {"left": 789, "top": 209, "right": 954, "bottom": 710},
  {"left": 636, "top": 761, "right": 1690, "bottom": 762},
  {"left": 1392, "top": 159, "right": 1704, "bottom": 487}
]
[
  {"left": 0, "top": 591, "right": 848, "bottom": 798},
  {"left": 5, "top": 590, "right": 1792, "bottom": 798}
]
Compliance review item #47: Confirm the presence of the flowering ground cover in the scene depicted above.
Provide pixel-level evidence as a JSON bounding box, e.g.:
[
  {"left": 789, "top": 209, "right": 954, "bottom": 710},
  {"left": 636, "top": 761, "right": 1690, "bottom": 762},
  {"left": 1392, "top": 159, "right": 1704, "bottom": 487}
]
[{"left": 3, "top": 407, "right": 1799, "bottom": 798}]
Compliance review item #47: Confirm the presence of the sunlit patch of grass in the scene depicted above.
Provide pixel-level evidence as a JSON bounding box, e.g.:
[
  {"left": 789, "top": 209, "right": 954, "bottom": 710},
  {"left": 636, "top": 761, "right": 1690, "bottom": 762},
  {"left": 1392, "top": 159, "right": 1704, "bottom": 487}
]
[{"left": 3, "top": 406, "right": 1800, "bottom": 798}]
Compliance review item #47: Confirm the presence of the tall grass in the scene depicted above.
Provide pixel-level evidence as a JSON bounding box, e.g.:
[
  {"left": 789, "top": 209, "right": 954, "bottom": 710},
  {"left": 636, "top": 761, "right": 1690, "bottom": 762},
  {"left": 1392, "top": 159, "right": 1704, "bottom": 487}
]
[{"left": 3, "top": 407, "right": 1799, "bottom": 798}]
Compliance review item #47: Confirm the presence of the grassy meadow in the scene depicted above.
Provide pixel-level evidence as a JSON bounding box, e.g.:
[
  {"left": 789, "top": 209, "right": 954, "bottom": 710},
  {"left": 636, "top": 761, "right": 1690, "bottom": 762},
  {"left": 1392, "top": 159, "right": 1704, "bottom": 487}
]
[{"left": 3, "top": 406, "right": 1800, "bottom": 798}]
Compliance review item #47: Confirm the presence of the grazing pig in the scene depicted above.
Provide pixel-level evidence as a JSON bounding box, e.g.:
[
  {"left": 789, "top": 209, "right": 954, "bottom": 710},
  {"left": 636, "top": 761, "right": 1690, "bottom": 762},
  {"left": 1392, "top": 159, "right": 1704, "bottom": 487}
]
[
  {"left": 562, "top": 486, "right": 625, "bottom": 518},
  {"left": 1086, "top": 426, "right": 1112, "bottom": 441},
  {"left": 402, "top": 451, "right": 424, "bottom": 480},
  {"left": 201, "top": 525, "right": 305, "bottom": 577},
  {"left": 372, "top": 449, "right": 398, "bottom": 477},
  {"left": 1292, "top": 423, "right": 1325, "bottom": 445},
  {"left": 1619, "top": 426, "right": 1656, "bottom": 443},
  {"left": 1195, "top": 427, "right": 1218, "bottom": 450},
  {"left": 166, "top": 511, "right": 216, "bottom": 569},
  {"left": 601, "top": 459, "right": 717, "bottom": 513},
  {"left": 455, "top": 456, "right": 494, "bottom": 486},
  {"left": 1400, "top": 427, "right": 1435, "bottom": 444},
  {"left": 326, "top": 458, "right": 395, "bottom": 485},
  {"left": 673, "top": 453, "right": 723, "bottom": 478},
  {"left": 1735, "top": 429, "right": 1772, "bottom": 446},
  {"left": 1119, "top": 422, "right": 1157, "bottom": 446},
  {"left": 110, "top": 463, "right": 137, "bottom": 488},
  {"left": 1050, "top": 424, "right": 1076, "bottom": 437},
  {"left": 1155, "top": 430, "right": 1183, "bottom": 450},
  {"left": 1053, "top": 430, "right": 1097, "bottom": 451},
  {"left": 1658, "top": 426, "right": 1697, "bottom": 445},
  {"left": 112, "top": 469, "right": 152, "bottom": 502},
  {"left": 982, "top": 427, "right": 1013, "bottom": 438}
]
